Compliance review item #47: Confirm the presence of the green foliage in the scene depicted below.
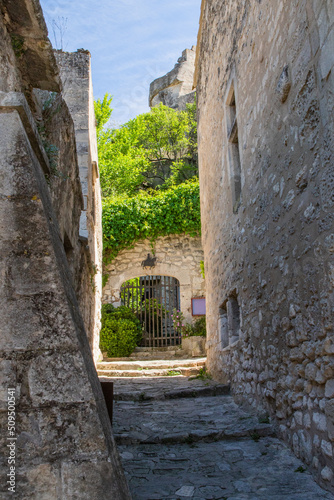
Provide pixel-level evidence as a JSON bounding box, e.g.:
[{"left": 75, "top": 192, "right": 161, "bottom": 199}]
[
  {"left": 166, "top": 370, "right": 182, "bottom": 376},
  {"left": 200, "top": 260, "right": 205, "bottom": 279},
  {"left": 11, "top": 35, "right": 25, "bottom": 58},
  {"left": 100, "top": 304, "right": 142, "bottom": 357},
  {"left": 43, "top": 92, "right": 58, "bottom": 112},
  {"left": 142, "top": 298, "right": 167, "bottom": 335},
  {"left": 94, "top": 93, "right": 113, "bottom": 134},
  {"left": 95, "top": 94, "right": 200, "bottom": 262},
  {"left": 102, "top": 273, "right": 109, "bottom": 289},
  {"left": 100, "top": 317, "right": 138, "bottom": 357},
  {"left": 101, "top": 304, "right": 142, "bottom": 341},
  {"left": 192, "top": 316, "right": 206, "bottom": 337},
  {"left": 103, "top": 179, "right": 200, "bottom": 259},
  {"left": 101, "top": 303, "right": 115, "bottom": 321},
  {"left": 142, "top": 298, "right": 167, "bottom": 317},
  {"left": 95, "top": 97, "right": 197, "bottom": 197},
  {"left": 120, "top": 277, "right": 141, "bottom": 310},
  {"left": 43, "top": 143, "right": 60, "bottom": 172},
  {"left": 171, "top": 308, "right": 185, "bottom": 336},
  {"left": 190, "top": 367, "right": 212, "bottom": 381},
  {"left": 36, "top": 96, "right": 62, "bottom": 176},
  {"left": 182, "top": 315, "right": 206, "bottom": 338},
  {"left": 109, "top": 306, "right": 142, "bottom": 341}
]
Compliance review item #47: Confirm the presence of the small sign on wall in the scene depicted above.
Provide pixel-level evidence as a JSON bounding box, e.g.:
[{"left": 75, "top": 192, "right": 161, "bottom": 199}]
[{"left": 191, "top": 297, "right": 206, "bottom": 316}]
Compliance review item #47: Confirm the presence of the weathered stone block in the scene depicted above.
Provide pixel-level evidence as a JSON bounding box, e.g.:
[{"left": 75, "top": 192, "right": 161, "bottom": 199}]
[{"left": 182, "top": 336, "right": 206, "bottom": 357}]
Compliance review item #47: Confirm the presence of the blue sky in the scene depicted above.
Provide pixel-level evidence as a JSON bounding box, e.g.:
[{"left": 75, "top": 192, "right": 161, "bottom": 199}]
[{"left": 40, "top": 0, "right": 201, "bottom": 127}]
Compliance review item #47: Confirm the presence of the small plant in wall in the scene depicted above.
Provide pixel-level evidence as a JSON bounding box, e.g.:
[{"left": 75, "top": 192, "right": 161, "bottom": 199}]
[{"left": 200, "top": 260, "right": 205, "bottom": 279}]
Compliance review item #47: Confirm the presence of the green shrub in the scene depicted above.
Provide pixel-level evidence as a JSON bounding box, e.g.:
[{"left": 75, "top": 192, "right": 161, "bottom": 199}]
[
  {"left": 182, "top": 315, "right": 206, "bottom": 338},
  {"left": 192, "top": 316, "right": 206, "bottom": 337},
  {"left": 101, "top": 303, "right": 115, "bottom": 322},
  {"left": 109, "top": 306, "right": 142, "bottom": 342},
  {"left": 100, "top": 317, "right": 139, "bottom": 357},
  {"left": 100, "top": 304, "right": 142, "bottom": 357}
]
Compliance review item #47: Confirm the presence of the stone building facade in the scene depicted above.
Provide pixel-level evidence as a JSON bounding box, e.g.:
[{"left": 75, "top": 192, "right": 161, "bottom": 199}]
[
  {"left": 149, "top": 47, "right": 196, "bottom": 110},
  {"left": 195, "top": 0, "right": 334, "bottom": 491},
  {"left": 0, "top": 0, "right": 129, "bottom": 498},
  {"left": 103, "top": 234, "right": 205, "bottom": 325}
]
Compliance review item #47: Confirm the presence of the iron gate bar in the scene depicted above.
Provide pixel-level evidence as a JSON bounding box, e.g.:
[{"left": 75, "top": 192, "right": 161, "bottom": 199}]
[
  {"left": 159, "top": 276, "right": 163, "bottom": 348},
  {"left": 120, "top": 275, "right": 181, "bottom": 348}
]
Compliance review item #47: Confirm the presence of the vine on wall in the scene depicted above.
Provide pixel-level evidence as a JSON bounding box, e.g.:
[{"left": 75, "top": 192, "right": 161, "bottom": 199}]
[{"left": 102, "top": 179, "right": 201, "bottom": 261}]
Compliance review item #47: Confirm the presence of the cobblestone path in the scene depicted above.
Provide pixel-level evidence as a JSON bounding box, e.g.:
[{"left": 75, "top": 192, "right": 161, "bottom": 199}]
[{"left": 112, "top": 376, "right": 334, "bottom": 500}]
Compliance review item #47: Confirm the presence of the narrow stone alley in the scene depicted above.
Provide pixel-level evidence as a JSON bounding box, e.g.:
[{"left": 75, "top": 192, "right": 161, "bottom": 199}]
[{"left": 99, "top": 356, "right": 334, "bottom": 500}]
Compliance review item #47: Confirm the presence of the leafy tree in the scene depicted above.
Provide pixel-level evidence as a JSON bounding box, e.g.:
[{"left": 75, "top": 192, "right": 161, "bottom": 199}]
[
  {"left": 95, "top": 96, "right": 198, "bottom": 197},
  {"left": 94, "top": 93, "right": 113, "bottom": 134}
]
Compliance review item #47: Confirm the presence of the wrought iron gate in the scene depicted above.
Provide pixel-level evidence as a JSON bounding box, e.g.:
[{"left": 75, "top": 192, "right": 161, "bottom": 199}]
[{"left": 120, "top": 275, "right": 181, "bottom": 347}]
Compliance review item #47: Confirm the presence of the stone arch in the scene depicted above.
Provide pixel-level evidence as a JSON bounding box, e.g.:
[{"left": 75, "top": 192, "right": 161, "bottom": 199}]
[{"left": 103, "top": 235, "right": 205, "bottom": 324}]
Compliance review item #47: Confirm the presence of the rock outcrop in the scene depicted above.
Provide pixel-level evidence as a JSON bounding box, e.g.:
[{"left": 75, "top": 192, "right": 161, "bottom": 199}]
[{"left": 149, "top": 46, "right": 196, "bottom": 110}]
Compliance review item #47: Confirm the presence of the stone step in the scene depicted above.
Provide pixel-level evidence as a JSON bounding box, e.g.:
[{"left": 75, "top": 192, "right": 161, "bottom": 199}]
[
  {"left": 97, "top": 358, "right": 206, "bottom": 378},
  {"left": 133, "top": 346, "right": 179, "bottom": 352},
  {"left": 113, "top": 394, "right": 276, "bottom": 446},
  {"left": 97, "top": 358, "right": 206, "bottom": 371},
  {"left": 112, "top": 384, "right": 230, "bottom": 401},
  {"left": 105, "top": 348, "right": 192, "bottom": 361},
  {"left": 128, "top": 351, "right": 189, "bottom": 360},
  {"left": 115, "top": 421, "right": 275, "bottom": 445},
  {"left": 97, "top": 367, "right": 202, "bottom": 378},
  {"left": 101, "top": 376, "right": 230, "bottom": 401}
]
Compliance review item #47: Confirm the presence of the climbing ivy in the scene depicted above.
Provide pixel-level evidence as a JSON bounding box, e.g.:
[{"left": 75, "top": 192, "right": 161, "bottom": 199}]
[{"left": 102, "top": 179, "right": 200, "bottom": 260}]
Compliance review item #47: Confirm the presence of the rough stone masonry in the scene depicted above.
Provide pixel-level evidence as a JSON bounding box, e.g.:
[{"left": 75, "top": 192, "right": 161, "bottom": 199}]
[
  {"left": 0, "top": 0, "right": 130, "bottom": 498},
  {"left": 103, "top": 234, "right": 205, "bottom": 325},
  {"left": 195, "top": 0, "right": 334, "bottom": 493}
]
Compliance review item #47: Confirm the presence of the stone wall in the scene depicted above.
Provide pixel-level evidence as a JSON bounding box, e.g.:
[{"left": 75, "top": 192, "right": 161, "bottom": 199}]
[
  {"left": 103, "top": 234, "right": 205, "bottom": 325},
  {"left": 55, "top": 50, "right": 103, "bottom": 363},
  {"left": 149, "top": 47, "right": 196, "bottom": 110},
  {"left": 0, "top": 1, "right": 130, "bottom": 498},
  {"left": 195, "top": 0, "right": 334, "bottom": 492}
]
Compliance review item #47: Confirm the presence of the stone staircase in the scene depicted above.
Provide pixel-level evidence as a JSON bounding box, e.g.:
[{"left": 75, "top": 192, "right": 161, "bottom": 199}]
[
  {"left": 106, "top": 346, "right": 195, "bottom": 361},
  {"left": 97, "top": 350, "right": 334, "bottom": 499},
  {"left": 97, "top": 356, "right": 206, "bottom": 378},
  {"left": 97, "top": 345, "right": 207, "bottom": 378},
  {"left": 111, "top": 376, "right": 334, "bottom": 500}
]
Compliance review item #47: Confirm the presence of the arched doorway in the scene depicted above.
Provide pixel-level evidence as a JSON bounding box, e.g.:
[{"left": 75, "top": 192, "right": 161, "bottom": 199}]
[{"left": 121, "top": 275, "right": 181, "bottom": 347}]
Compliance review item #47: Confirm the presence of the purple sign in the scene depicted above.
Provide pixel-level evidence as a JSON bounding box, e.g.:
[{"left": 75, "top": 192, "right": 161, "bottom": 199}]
[{"left": 191, "top": 297, "right": 206, "bottom": 316}]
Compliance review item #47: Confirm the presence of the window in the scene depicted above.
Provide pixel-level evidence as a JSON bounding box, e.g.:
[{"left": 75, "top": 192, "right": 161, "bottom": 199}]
[
  {"left": 218, "top": 302, "right": 228, "bottom": 348},
  {"left": 218, "top": 291, "right": 241, "bottom": 348},
  {"left": 225, "top": 83, "right": 241, "bottom": 213},
  {"left": 227, "top": 292, "right": 241, "bottom": 343}
]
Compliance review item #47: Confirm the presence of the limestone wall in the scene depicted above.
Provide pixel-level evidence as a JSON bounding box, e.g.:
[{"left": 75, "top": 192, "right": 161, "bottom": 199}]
[
  {"left": 196, "top": 0, "right": 334, "bottom": 491},
  {"left": 149, "top": 47, "right": 196, "bottom": 110},
  {"left": 103, "top": 234, "right": 205, "bottom": 324},
  {"left": 0, "top": 1, "right": 130, "bottom": 497},
  {"left": 55, "top": 50, "right": 103, "bottom": 363}
]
